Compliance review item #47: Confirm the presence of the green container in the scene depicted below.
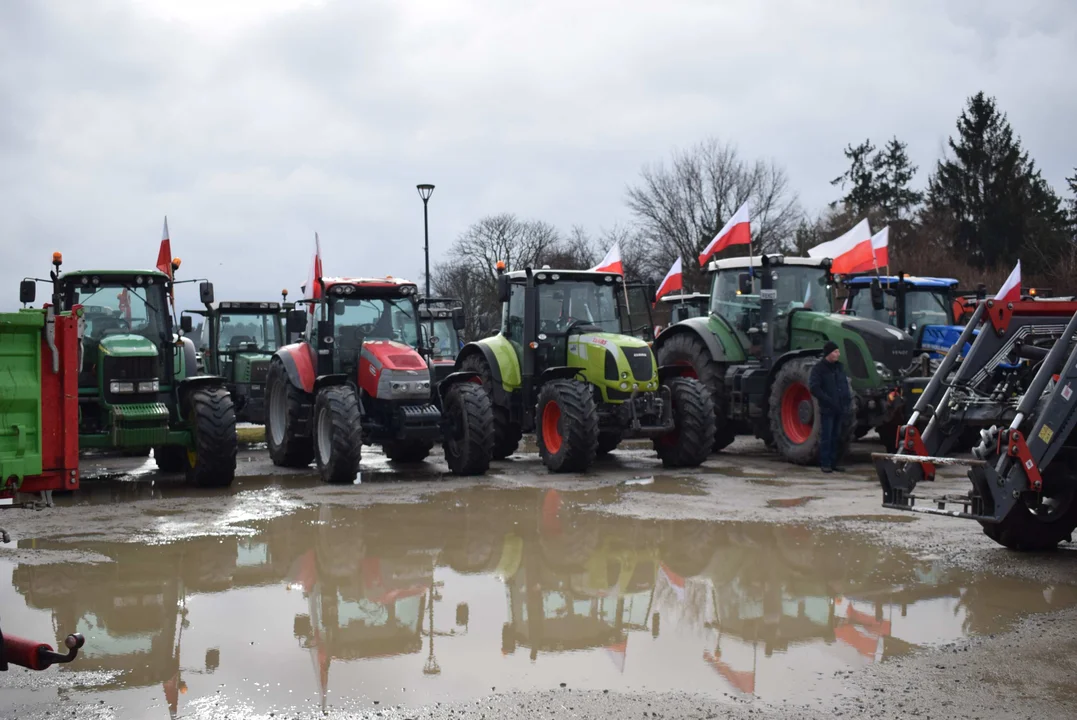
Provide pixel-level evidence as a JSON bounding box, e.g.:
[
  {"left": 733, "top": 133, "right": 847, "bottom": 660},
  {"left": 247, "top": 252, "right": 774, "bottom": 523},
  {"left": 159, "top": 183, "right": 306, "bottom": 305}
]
[{"left": 0, "top": 310, "right": 46, "bottom": 483}]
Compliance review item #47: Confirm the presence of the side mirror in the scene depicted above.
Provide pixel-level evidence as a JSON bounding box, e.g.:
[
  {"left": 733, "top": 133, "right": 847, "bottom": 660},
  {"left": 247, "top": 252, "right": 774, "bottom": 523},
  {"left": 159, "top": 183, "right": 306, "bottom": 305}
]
[
  {"left": 738, "top": 273, "right": 753, "bottom": 295},
  {"left": 19, "top": 280, "right": 36, "bottom": 304},
  {"left": 180, "top": 315, "right": 193, "bottom": 334},
  {"left": 199, "top": 281, "right": 214, "bottom": 305},
  {"left": 287, "top": 309, "right": 307, "bottom": 334},
  {"left": 452, "top": 307, "right": 466, "bottom": 331},
  {"left": 497, "top": 274, "right": 510, "bottom": 304},
  {"left": 870, "top": 279, "right": 884, "bottom": 311}
]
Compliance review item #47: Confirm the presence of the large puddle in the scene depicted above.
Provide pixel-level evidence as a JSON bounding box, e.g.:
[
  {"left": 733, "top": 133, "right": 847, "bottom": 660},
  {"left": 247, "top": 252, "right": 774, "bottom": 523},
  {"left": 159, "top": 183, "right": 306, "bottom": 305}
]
[{"left": 3, "top": 484, "right": 1076, "bottom": 718}]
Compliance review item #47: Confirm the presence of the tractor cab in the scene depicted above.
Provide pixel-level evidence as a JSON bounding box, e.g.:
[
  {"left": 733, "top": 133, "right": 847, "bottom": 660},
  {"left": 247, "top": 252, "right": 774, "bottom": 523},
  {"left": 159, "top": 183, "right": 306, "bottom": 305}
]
[
  {"left": 183, "top": 301, "right": 285, "bottom": 424},
  {"left": 416, "top": 297, "right": 466, "bottom": 385},
  {"left": 660, "top": 293, "right": 710, "bottom": 325},
  {"left": 841, "top": 274, "right": 960, "bottom": 351}
]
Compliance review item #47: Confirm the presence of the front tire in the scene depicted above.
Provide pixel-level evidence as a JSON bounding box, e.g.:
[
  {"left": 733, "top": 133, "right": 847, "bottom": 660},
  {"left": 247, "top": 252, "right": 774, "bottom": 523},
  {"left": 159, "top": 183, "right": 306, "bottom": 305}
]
[
  {"left": 185, "top": 386, "right": 238, "bottom": 488},
  {"left": 313, "top": 386, "right": 363, "bottom": 484},
  {"left": 442, "top": 382, "right": 494, "bottom": 476},
  {"left": 536, "top": 380, "right": 598, "bottom": 473},
  {"left": 655, "top": 332, "right": 734, "bottom": 452},
  {"left": 654, "top": 377, "right": 716, "bottom": 468},
  {"left": 460, "top": 353, "right": 522, "bottom": 459},
  {"left": 768, "top": 358, "right": 854, "bottom": 466},
  {"left": 266, "top": 360, "right": 315, "bottom": 468}
]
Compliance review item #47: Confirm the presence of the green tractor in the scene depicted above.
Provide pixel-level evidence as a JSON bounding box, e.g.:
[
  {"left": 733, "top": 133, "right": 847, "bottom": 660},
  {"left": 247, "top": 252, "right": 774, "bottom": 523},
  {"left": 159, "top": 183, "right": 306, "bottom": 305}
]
[
  {"left": 416, "top": 297, "right": 466, "bottom": 387},
  {"left": 19, "top": 254, "right": 237, "bottom": 486},
  {"left": 653, "top": 254, "right": 915, "bottom": 464},
  {"left": 455, "top": 266, "right": 715, "bottom": 472},
  {"left": 183, "top": 299, "right": 287, "bottom": 424}
]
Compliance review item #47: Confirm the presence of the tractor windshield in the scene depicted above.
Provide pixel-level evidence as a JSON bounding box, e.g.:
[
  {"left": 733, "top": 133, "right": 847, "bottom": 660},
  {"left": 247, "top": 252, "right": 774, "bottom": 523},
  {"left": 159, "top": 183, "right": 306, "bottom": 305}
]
[
  {"left": 67, "top": 279, "right": 171, "bottom": 345},
  {"left": 537, "top": 280, "right": 620, "bottom": 335},
  {"left": 217, "top": 312, "right": 283, "bottom": 353},
  {"left": 331, "top": 296, "right": 420, "bottom": 349},
  {"left": 423, "top": 318, "right": 461, "bottom": 360},
  {"left": 711, "top": 266, "right": 832, "bottom": 332},
  {"left": 848, "top": 288, "right": 953, "bottom": 330}
]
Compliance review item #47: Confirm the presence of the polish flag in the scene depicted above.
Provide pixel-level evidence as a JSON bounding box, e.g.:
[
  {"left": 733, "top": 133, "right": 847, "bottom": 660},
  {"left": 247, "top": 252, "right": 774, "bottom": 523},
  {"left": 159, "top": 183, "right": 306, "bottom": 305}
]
[
  {"left": 156, "top": 216, "right": 172, "bottom": 277},
  {"left": 994, "top": 260, "right": 1021, "bottom": 303},
  {"left": 699, "top": 201, "right": 751, "bottom": 267},
  {"left": 655, "top": 258, "right": 683, "bottom": 302},
  {"left": 305, "top": 233, "right": 324, "bottom": 302},
  {"left": 808, "top": 218, "right": 873, "bottom": 275},
  {"left": 591, "top": 241, "right": 624, "bottom": 275},
  {"left": 870, "top": 226, "right": 889, "bottom": 269},
  {"left": 658, "top": 562, "right": 686, "bottom": 602}
]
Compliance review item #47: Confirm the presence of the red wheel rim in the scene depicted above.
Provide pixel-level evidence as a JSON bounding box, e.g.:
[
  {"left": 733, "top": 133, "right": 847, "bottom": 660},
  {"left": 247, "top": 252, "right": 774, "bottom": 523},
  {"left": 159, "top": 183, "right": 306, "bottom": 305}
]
[
  {"left": 780, "top": 382, "right": 813, "bottom": 444},
  {"left": 542, "top": 401, "right": 562, "bottom": 454}
]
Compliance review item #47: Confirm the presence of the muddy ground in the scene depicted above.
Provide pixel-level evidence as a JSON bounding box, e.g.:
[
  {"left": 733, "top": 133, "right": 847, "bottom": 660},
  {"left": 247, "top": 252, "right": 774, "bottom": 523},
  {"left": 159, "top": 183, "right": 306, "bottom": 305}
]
[{"left": 1, "top": 435, "right": 1075, "bottom": 719}]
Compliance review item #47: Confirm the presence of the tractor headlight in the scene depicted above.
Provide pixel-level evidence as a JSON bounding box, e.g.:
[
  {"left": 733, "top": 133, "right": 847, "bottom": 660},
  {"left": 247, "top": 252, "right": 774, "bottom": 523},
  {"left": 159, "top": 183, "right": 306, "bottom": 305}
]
[
  {"left": 109, "top": 381, "right": 135, "bottom": 394},
  {"left": 381, "top": 370, "right": 432, "bottom": 398},
  {"left": 620, "top": 382, "right": 629, "bottom": 390},
  {"left": 137, "top": 380, "right": 160, "bottom": 393},
  {"left": 873, "top": 361, "right": 893, "bottom": 381}
]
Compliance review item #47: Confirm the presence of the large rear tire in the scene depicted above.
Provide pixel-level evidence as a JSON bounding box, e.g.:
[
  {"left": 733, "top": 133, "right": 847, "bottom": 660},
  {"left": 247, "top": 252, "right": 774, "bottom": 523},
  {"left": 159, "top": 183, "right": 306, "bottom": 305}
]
[
  {"left": 441, "top": 382, "right": 494, "bottom": 476},
  {"left": 536, "top": 380, "right": 598, "bottom": 473},
  {"left": 383, "top": 440, "right": 433, "bottom": 464},
  {"left": 185, "top": 386, "right": 238, "bottom": 488},
  {"left": 313, "top": 386, "right": 363, "bottom": 484},
  {"left": 460, "top": 353, "right": 522, "bottom": 459},
  {"left": 654, "top": 377, "right": 716, "bottom": 468},
  {"left": 266, "top": 360, "right": 315, "bottom": 468},
  {"left": 768, "top": 358, "right": 854, "bottom": 466},
  {"left": 655, "top": 332, "right": 734, "bottom": 452},
  {"left": 980, "top": 462, "right": 1077, "bottom": 551}
]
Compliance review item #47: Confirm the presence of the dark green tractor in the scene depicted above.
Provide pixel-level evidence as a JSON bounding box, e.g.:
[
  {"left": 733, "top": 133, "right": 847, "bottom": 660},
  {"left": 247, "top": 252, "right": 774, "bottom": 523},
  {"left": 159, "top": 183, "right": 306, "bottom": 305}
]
[
  {"left": 183, "top": 300, "right": 287, "bottom": 424},
  {"left": 20, "top": 254, "right": 237, "bottom": 486},
  {"left": 653, "top": 254, "right": 916, "bottom": 464},
  {"left": 455, "top": 266, "right": 714, "bottom": 473}
]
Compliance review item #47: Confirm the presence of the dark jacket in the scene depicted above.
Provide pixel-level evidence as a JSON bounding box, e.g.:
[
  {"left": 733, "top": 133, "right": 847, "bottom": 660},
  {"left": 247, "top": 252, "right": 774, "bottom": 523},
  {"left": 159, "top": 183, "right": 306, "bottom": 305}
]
[{"left": 809, "top": 358, "right": 852, "bottom": 415}]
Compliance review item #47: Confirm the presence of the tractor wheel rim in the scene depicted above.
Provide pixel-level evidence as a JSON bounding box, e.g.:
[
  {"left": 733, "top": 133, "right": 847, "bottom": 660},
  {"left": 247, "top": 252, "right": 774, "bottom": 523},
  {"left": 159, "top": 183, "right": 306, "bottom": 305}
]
[
  {"left": 269, "top": 383, "right": 286, "bottom": 446},
  {"left": 780, "top": 382, "right": 813, "bottom": 444},
  {"left": 542, "top": 401, "right": 563, "bottom": 455},
  {"left": 316, "top": 405, "right": 332, "bottom": 465}
]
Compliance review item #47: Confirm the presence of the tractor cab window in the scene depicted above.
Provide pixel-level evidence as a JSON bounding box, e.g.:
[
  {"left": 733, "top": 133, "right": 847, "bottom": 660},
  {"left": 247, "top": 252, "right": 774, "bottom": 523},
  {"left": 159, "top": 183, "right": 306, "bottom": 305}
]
[
  {"left": 504, "top": 283, "right": 526, "bottom": 346},
  {"left": 423, "top": 318, "right": 461, "bottom": 360},
  {"left": 712, "top": 270, "right": 760, "bottom": 333},
  {"left": 69, "top": 280, "right": 170, "bottom": 344},
  {"left": 330, "top": 295, "right": 419, "bottom": 374},
  {"left": 905, "top": 290, "right": 953, "bottom": 329},
  {"left": 216, "top": 312, "right": 283, "bottom": 353},
  {"left": 772, "top": 267, "right": 832, "bottom": 316},
  {"left": 536, "top": 280, "right": 620, "bottom": 335},
  {"left": 848, "top": 289, "right": 893, "bottom": 324}
]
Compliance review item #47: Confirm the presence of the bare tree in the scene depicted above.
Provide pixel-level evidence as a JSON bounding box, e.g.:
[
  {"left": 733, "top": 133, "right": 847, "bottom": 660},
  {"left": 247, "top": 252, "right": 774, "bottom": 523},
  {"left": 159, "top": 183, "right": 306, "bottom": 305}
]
[{"left": 626, "top": 137, "right": 802, "bottom": 288}]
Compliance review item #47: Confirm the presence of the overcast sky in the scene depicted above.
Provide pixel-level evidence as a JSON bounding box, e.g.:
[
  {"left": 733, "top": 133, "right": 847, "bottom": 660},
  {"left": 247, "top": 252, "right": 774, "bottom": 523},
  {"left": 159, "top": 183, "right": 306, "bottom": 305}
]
[{"left": 2, "top": 0, "right": 1075, "bottom": 310}]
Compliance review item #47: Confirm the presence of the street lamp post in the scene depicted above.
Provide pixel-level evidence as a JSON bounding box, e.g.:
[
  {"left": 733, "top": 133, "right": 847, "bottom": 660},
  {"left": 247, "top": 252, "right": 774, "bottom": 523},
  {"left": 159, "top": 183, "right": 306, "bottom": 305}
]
[{"left": 416, "top": 184, "right": 435, "bottom": 347}]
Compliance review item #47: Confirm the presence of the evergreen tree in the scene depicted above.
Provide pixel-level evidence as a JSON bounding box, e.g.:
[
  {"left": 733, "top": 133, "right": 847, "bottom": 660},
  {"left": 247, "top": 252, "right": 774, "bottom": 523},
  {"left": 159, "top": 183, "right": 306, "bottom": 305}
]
[
  {"left": 1067, "top": 168, "right": 1077, "bottom": 225},
  {"left": 925, "top": 92, "right": 1068, "bottom": 272},
  {"left": 830, "top": 137, "right": 922, "bottom": 223}
]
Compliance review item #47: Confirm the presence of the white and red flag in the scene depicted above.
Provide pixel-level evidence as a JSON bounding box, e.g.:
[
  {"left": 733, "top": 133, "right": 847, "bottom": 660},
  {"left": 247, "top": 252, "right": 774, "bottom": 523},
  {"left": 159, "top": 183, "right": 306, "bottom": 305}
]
[
  {"left": 156, "top": 216, "right": 172, "bottom": 277},
  {"left": 699, "top": 201, "right": 751, "bottom": 267},
  {"left": 994, "top": 260, "right": 1021, "bottom": 303},
  {"left": 655, "top": 257, "right": 683, "bottom": 302},
  {"left": 808, "top": 218, "right": 873, "bottom": 275},
  {"left": 591, "top": 241, "right": 624, "bottom": 275}
]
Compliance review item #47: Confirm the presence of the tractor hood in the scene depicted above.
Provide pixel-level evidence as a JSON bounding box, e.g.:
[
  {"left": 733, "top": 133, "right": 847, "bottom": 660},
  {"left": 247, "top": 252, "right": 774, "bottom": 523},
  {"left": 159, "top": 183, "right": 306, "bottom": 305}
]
[
  {"left": 98, "top": 334, "right": 159, "bottom": 358},
  {"left": 358, "top": 340, "right": 431, "bottom": 400},
  {"left": 839, "top": 315, "right": 916, "bottom": 374},
  {"left": 567, "top": 332, "right": 659, "bottom": 390}
]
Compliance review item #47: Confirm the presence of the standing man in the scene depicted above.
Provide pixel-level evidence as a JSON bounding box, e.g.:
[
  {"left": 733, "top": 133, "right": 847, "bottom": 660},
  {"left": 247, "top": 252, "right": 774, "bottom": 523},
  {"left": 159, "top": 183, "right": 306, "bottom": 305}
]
[{"left": 809, "top": 341, "right": 851, "bottom": 473}]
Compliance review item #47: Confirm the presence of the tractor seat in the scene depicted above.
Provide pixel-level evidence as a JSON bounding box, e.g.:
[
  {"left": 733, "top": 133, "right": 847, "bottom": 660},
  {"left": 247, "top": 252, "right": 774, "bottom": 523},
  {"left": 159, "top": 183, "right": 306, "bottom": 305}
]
[{"left": 229, "top": 335, "right": 256, "bottom": 348}]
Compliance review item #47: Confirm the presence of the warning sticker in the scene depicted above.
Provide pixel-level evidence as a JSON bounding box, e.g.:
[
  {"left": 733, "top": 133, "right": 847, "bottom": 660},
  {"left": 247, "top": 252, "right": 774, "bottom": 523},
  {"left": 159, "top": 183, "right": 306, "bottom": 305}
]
[
  {"left": 1063, "top": 384, "right": 1073, "bottom": 401},
  {"left": 1039, "top": 424, "right": 1055, "bottom": 444}
]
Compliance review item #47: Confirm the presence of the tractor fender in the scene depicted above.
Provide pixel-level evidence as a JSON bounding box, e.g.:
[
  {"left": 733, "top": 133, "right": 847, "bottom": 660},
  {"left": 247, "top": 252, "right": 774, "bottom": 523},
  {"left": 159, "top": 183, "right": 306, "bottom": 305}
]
[
  {"left": 177, "top": 335, "right": 199, "bottom": 380},
  {"left": 436, "top": 370, "right": 483, "bottom": 400},
  {"left": 313, "top": 373, "right": 351, "bottom": 394},
  {"left": 654, "top": 317, "right": 730, "bottom": 364},
  {"left": 175, "top": 374, "right": 228, "bottom": 414},
  {"left": 537, "top": 366, "right": 583, "bottom": 386},
  {"left": 457, "top": 342, "right": 510, "bottom": 406},
  {"left": 275, "top": 344, "right": 316, "bottom": 394},
  {"left": 765, "top": 349, "right": 823, "bottom": 398}
]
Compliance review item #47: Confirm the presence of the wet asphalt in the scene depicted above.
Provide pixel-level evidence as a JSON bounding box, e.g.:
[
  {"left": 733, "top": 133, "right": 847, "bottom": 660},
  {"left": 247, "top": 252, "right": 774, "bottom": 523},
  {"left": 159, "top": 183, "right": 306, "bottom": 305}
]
[{"left": 1, "top": 435, "right": 1076, "bottom": 719}]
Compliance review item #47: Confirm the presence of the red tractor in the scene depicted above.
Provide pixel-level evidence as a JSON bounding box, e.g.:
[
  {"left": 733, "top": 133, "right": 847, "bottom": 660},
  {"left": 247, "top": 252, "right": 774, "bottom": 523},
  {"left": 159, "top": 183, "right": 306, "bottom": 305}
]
[{"left": 265, "top": 276, "right": 493, "bottom": 483}]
